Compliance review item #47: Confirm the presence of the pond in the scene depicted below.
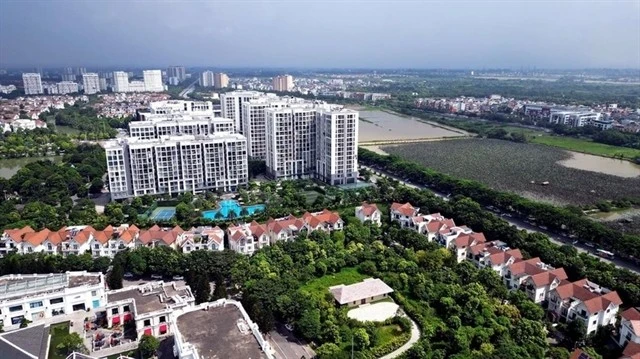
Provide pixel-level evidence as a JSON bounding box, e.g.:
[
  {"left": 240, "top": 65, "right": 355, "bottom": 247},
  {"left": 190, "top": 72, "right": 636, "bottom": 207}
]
[
  {"left": 558, "top": 152, "right": 640, "bottom": 178},
  {"left": 202, "top": 199, "right": 265, "bottom": 220},
  {"left": 0, "top": 156, "right": 63, "bottom": 179},
  {"left": 358, "top": 110, "right": 467, "bottom": 143}
]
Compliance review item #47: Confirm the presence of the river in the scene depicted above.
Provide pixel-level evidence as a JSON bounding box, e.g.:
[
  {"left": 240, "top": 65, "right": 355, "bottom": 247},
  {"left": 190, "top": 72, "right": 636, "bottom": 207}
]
[
  {"left": 558, "top": 152, "right": 640, "bottom": 178},
  {"left": 0, "top": 156, "right": 63, "bottom": 179}
]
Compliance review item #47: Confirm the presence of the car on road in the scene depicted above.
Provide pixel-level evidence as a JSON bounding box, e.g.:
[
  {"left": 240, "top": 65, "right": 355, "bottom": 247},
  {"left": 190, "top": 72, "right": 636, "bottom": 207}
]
[
  {"left": 151, "top": 274, "right": 163, "bottom": 280},
  {"left": 285, "top": 323, "right": 294, "bottom": 331},
  {"left": 123, "top": 272, "right": 134, "bottom": 279},
  {"left": 172, "top": 275, "right": 184, "bottom": 281}
]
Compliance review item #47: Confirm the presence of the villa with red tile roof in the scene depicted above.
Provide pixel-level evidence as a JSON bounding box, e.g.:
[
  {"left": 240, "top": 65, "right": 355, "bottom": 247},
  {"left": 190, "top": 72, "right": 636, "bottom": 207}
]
[
  {"left": 227, "top": 221, "right": 269, "bottom": 255},
  {"left": 0, "top": 226, "right": 34, "bottom": 256},
  {"left": 619, "top": 308, "right": 640, "bottom": 348},
  {"left": 355, "top": 203, "right": 382, "bottom": 226},
  {"left": 302, "top": 209, "right": 344, "bottom": 232},
  {"left": 390, "top": 202, "right": 419, "bottom": 227},
  {"left": 180, "top": 226, "right": 224, "bottom": 253},
  {"left": 450, "top": 232, "right": 488, "bottom": 263},
  {"left": 266, "top": 215, "right": 308, "bottom": 242},
  {"left": 468, "top": 240, "right": 522, "bottom": 272},
  {"left": 521, "top": 267, "right": 568, "bottom": 303},
  {"left": 621, "top": 342, "right": 640, "bottom": 359},
  {"left": 135, "top": 225, "right": 184, "bottom": 249},
  {"left": 548, "top": 279, "right": 622, "bottom": 335},
  {"left": 90, "top": 224, "right": 139, "bottom": 258}
]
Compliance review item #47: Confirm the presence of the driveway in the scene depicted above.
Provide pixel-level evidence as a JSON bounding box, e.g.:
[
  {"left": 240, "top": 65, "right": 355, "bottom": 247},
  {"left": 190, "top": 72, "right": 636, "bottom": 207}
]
[
  {"left": 347, "top": 302, "right": 399, "bottom": 322},
  {"left": 269, "top": 323, "right": 314, "bottom": 359},
  {"left": 379, "top": 315, "right": 420, "bottom": 359}
]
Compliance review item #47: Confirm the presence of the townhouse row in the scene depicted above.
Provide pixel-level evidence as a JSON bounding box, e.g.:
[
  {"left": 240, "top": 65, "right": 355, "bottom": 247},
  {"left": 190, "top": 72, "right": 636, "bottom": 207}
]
[
  {"left": 386, "top": 202, "right": 623, "bottom": 337},
  {"left": 0, "top": 209, "right": 344, "bottom": 258}
]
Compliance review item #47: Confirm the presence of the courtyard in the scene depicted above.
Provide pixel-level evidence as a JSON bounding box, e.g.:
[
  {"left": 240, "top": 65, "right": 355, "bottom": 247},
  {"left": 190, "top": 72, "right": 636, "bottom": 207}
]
[{"left": 347, "top": 301, "right": 400, "bottom": 322}]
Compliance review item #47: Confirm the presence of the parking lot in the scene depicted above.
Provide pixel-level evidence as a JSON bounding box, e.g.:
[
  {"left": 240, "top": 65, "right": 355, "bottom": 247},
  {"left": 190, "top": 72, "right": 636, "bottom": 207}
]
[{"left": 268, "top": 323, "right": 314, "bottom": 359}]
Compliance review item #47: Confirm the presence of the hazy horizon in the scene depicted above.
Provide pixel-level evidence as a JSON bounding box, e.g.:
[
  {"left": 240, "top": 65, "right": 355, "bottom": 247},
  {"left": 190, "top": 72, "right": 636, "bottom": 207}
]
[{"left": 1, "top": 1, "right": 639, "bottom": 69}]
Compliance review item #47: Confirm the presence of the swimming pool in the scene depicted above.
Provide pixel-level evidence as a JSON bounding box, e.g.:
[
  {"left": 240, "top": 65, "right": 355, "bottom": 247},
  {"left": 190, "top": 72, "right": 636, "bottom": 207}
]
[{"left": 202, "top": 199, "right": 265, "bottom": 220}]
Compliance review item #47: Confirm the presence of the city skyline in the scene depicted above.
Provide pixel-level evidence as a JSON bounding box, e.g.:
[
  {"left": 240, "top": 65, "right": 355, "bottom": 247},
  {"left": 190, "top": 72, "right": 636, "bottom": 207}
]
[{"left": 1, "top": 1, "right": 639, "bottom": 69}]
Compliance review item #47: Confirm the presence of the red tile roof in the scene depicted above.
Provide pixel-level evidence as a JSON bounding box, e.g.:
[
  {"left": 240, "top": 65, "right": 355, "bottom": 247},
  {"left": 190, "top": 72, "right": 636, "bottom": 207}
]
[
  {"left": 622, "top": 342, "right": 640, "bottom": 359},
  {"left": 360, "top": 203, "right": 379, "bottom": 216},
  {"left": 391, "top": 202, "right": 417, "bottom": 217},
  {"left": 508, "top": 257, "right": 544, "bottom": 275},
  {"left": 527, "top": 268, "right": 568, "bottom": 287},
  {"left": 622, "top": 308, "right": 640, "bottom": 336},
  {"left": 3, "top": 226, "right": 35, "bottom": 242},
  {"left": 553, "top": 279, "right": 623, "bottom": 314}
]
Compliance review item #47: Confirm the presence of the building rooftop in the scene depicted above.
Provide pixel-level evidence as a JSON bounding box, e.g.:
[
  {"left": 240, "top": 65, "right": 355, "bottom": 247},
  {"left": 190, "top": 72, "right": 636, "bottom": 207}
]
[
  {"left": 107, "top": 282, "right": 193, "bottom": 316},
  {"left": 176, "top": 305, "right": 266, "bottom": 359},
  {"left": 0, "top": 324, "right": 49, "bottom": 359},
  {"left": 0, "top": 272, "right": 102, "bottom": 301},
  {"left": 329, "top": 278, "right": 394, "bottom": 305}
]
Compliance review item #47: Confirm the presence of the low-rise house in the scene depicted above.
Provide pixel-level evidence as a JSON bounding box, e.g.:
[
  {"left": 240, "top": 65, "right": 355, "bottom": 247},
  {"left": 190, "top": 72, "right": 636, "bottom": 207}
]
[
  {"left": 390, "top": 202, "right": 419, "bottom": 227},
  {"left": 0, "top": 226, "right": 34, "bottom": 257},
  {"left": 302, "top": 209, "right": 344, "bottom": 232},
  {"left": 468, "top": 240, "right": 522, "bottom": 273},
  {"left": 103, "top": 281, "right": 194, "bottom": 338},
  {"left": 503, "top": 257, "right": 548, "bottom": 290},
  {"left": 90, "top": 224, "right": 138, "bottom": 258},
  {"left": 21, "top": 228, "right": 66, "bottom": 254},
  {"left": 450, "top": 232, "right": 488, "bottom": 263},
  {"left": 227, "top": 221, "right": 269, "bottom": 255},
  {"left": 435, "top": 226, "right": 475, "bottom": 249},
  {"left": 521, "top": 267, "right": 568, "bottom": 303},
  {"left": 547, "top": 279, "right": 622, "bottom": 335},
  {"left": 61, "top": 226, "right": 93, "bottom": 256},
  {"left": 266, "top": 215, "right": 306, "bottom": 243},
  {"left": 355, "top": 203, "right": 382, "bottom": 226},
  {"left": 621, "top": 341, "right": 640, "bottom": 359},
  {"left": 0, "top": 271, "right": 106, "bottom": 331},
  {"left": 136, "top": 225, "right": 184, "bottom": 249},
  {"left": 180, "top": 226, "right": 224, "bottom": 253},
  {"left": 329, "top": 278, "right": 394, "bottom": 308},
  {"left": 619, "top": 308, "right": 640, "bottom": 348}
]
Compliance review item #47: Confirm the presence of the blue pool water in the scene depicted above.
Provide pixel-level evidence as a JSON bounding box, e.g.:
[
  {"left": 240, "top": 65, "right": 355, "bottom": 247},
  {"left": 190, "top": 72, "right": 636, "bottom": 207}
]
[{"left": 202, "top": 199, "right": 265, "bottom": 220}]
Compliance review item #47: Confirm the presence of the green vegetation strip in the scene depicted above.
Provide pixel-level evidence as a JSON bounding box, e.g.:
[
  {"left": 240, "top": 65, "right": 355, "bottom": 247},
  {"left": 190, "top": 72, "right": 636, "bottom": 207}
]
[
  {"left": 300, "top": 267, "right": 366, "bottom": 295},
  {"left": 530, "top": 135, "right": 640, "bottom": 159},
  {"left": 48, "top": 322, "right": 70, "bottom": 359}
]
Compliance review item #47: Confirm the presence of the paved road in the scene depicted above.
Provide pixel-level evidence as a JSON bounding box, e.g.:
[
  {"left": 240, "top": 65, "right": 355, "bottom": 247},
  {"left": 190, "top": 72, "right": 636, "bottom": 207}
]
[
  {"left": 363, "top": 165, "right": 640, "bottom": 274},
  {"left": 379, "top": 315, "right": 420, "bottom": 359},
  {"left": 269, "top": 324, "right": 314, "bottom": 359},
  {"left": 179, "top": 78, "right": 199, "bottom": 98}
]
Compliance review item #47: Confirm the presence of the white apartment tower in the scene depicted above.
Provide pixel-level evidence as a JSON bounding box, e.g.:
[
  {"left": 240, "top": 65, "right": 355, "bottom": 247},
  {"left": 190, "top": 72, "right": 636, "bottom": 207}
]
[
  {"left": 167, "top": 66, "right": 186, "bottom": 82},
  {"left": 82, "top": 73, "right": 100, "bottom": 94},
  {"left": 105, "top": 133, "right": 248, "bottom": 199},
  {"left": 272, "top": 75, "right": 294, "bottom": 92},
  {"left": 22, "top": 73, "right": 43, "bottom": 95},
  {"left": 214, "top": 73, "right": 229, "bottom": 89},
  {"left": 316, "top": 108, "right": 359, "bottom": 185},
  {"left": 143, "top": 70, "right": 164, "bottom": 92},
  {"left": 265, "top": 106, "right": 318, "bottom": 179},
  {"left": 221, "top": 91, "right": 264, "bottom": 134},
  {"left": 113, "top": 71, "right": 129, "bottom": 93},
  {"left": 57, "top": 81, "right": 79, "bottom": 94},
  {"left": 200, "top": 71, "right": 214, "bottom": 87}
]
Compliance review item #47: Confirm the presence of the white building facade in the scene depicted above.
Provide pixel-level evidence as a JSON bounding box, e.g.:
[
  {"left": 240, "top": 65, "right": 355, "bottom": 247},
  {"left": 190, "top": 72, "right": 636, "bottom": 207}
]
[
  {"left": 57, "top": 81, "right": 79, "bottom": 94},
  {"left": 316, "top": 108, "right": 359, "bottom": 185},
  {"left": 221, "top": 91, "right": 264, "bottom": 134},
  {"left": 22, "top": 73, "right": 43, "bottom": 95},
  {"left": 113, "top": 71, "right": 129, "bottom": 93},
  {"left": 143, "top": 70, "right": 164, "bottom": 92},
  {"left": 82, "top": 73, "right": 101, "bottom": 95}
]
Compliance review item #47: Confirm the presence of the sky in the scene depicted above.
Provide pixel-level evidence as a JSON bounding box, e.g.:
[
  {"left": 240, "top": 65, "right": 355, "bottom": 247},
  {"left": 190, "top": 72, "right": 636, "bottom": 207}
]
[{"left": 1, "top": 0, "right": 639, "bottom": 69}]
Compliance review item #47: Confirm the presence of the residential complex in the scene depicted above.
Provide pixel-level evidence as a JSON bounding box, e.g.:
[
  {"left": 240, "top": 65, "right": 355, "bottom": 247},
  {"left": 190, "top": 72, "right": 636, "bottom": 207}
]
[
  {"left": 167, "top": 65, "right": 186, "bottom": 84},
  {"left": 221, "top": 90, "right": 264, "bottom": 133},
  {"left": 0, "top": 271, "right": 106, "bottom": 331},
  {"left": 272, "top": 74, "right": 294, "bottom": 92},
  {"left": 112, "top": 70, "right": 164, "bottom": 93},
  {"left": 143, "top": 70, "right": 164, "bottom": 92},
  {"left": 389, "top": 201, "right": 623, "bottom": 336},
  {"left": 105, "top": 133, "right": 248, "bottom": 199},
  {"left": 200, "top": 70, "right": 214, "bottom": 87},
  {"left": 22, "top": 73, "right": 43, "bottom": 95},
  {"left": 214, "top": 72, "right": 229, "bottom": 89},
  {"left": 56, "top": 81, "right": 79, "bottom": 95},
  {"left": 82, "top": 72, "right": 101, "bottom": 94}
]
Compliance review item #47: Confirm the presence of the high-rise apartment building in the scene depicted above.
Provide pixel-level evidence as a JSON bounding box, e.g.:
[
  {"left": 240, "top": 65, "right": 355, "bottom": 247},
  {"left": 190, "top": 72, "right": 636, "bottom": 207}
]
[
  {"left": 265, "top": 106, "right": 319, "bottom": 179},
  {"left": 200, "top": 71, "right": 215, "bottom": 87},
  {"left": 143, "top": 70, "right": 164, "bottom": 92},
  {"left": 272, "top": 75, "right": 294, "bottom": 92},
  {"left": 105, "top": 133, "right": 248, "bottom": 200},
  {"left": 316, "top": 108, "right": 359, "bottom": 185},
  {"left": 167, "top": 66, "right": 186, "bottom": 82},
  {"left": 62, "top": 74, "right": 77, "bottom": 82},
  {"left": 99, "top": 77, "right": 108, "bottom": 91},
  {"left": 57, "top": 81, "right": 79, "bottom": 94},
  {"left": 113, "top": 71, "right": 129, "bottom": 93},
  {"left": 82, "top": 73, "right": 100, "bottom": 94},
  {"left": 241, "top": 95, "right": 305, "bottom": 160},
  {"left": 22, "top": 73, "right": 43, "bottom": 95},
  {"left": 221, "top": 91, "right": 264, "bottom": 134},
  {"left": 214, "top": 73, "right": 229, "bottom": 89}
]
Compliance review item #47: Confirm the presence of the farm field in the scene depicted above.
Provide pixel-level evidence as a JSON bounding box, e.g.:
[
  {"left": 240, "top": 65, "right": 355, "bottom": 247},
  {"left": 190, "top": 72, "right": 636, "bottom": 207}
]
[
  {"left": 383, "top": 139, "right": 640, "bottom": 206},
  {"left": 358, "top": 110, "right": 468, "bottom": 143},
  {"left": 529, "top": 135, "right": 640, "bottom": 159}
]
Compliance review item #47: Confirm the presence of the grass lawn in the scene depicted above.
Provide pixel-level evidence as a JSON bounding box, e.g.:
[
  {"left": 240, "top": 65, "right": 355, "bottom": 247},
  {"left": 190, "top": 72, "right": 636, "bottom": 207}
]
[
  {"left": 529, "top": 135, "right": 640, "bottom": 159},
  {"left": 300, "top": 267, "right": 367, "bottom": 296},
  {"left": 48, "top": 321, "right": 70, "bottom": 359},
  {"left": 303, "top": 189, "right": 321, "bottom": 204},
  {"left": 375, "top": 324, "right": 405, "bottom": 346}
]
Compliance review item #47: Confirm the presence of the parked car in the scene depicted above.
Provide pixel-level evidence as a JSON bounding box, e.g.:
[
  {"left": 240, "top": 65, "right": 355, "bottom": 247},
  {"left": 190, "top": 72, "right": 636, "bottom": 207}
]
[
  {"left": 172, "top": 275, "right": 184, "bottom": 281},
  {"left": 123, "top": 272, "right": 134, "bottom": 279},
  {"left": 285, "top": 323, "right": 294, "bottom": 331},
  {"left": 151, "top": 274, "right": 163, "bottom": 280}
]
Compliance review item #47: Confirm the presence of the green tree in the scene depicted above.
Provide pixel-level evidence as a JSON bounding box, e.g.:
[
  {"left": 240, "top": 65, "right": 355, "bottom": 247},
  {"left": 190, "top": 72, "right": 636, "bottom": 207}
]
[
  {"left": 57, "top": 332, "right": 88, "bottom": 355},
  {"left": 89, "top": 178, "right": 104, "bottom": 194},
  {"left": 108, "top": 262, "right": 124, "bottom": 290},
  {"left": 315, "top": 343, "right": 341, "bottom": 358},
  {"left": 565, "top": 320, "right": 587, "bottom": 347},
  {"left": 212, "top": 276, "right": 227, "bottom": 300},
  {"left": 296, "top": 308, "right": 322, "bottom": 341},
  {"left": 353, "top": 328, "right": 370, "bottom": 350},
  {"left": 138, "top": 334, "right": 160, "bottom": 358},
  {"left": 175, "top": 203, "right": 192, "bottom": 222}
]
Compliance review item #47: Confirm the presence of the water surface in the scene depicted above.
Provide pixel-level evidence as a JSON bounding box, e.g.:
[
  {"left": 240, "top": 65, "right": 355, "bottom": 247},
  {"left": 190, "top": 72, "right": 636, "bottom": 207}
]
[{"left": 558, "top": 152, "right": 640, "bottom": 178}]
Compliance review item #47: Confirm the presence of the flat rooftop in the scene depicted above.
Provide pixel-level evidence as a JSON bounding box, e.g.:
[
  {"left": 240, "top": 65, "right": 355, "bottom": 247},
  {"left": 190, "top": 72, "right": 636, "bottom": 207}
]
[
  {"left": 176, "top": 305, "right": 265, "bottom": 359},
  {"left": 0, "top": 273, "right": 101, "bottom": 301},
  {"left": 107, "top": 287, "right": 167, "bottom": 315}
]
